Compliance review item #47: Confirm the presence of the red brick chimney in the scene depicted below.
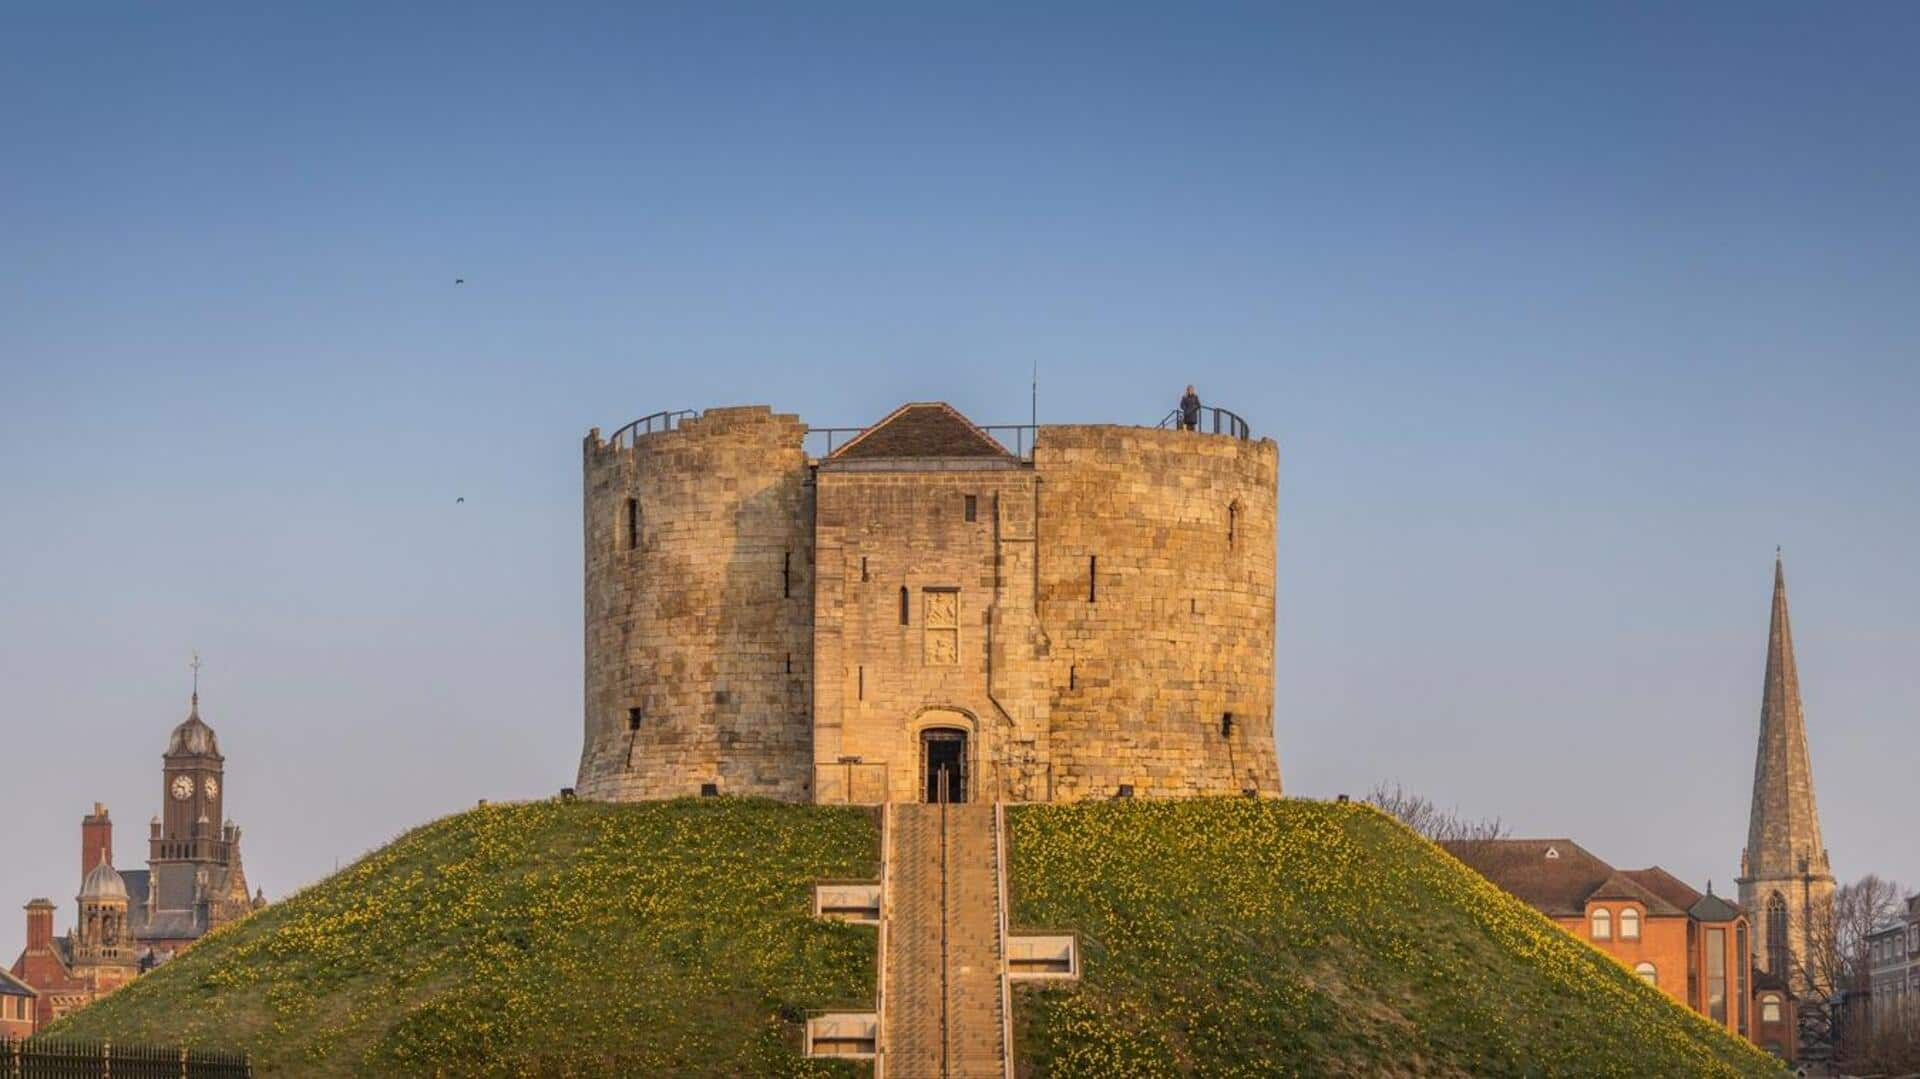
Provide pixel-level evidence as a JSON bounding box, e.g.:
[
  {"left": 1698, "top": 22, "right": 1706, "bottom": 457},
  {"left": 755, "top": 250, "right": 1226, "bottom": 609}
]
[
  {"left": 24, "top": 899, "right": 54, "bottom": 951},
  {"left": 82, "top": 803, "right": 112, "bottom": 879}
]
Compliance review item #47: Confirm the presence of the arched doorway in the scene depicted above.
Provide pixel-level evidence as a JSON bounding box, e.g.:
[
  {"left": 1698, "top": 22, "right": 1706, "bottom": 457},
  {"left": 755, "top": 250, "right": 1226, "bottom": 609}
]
[{"left": 921, "top": 728, "right": 969, "bottom": 803}]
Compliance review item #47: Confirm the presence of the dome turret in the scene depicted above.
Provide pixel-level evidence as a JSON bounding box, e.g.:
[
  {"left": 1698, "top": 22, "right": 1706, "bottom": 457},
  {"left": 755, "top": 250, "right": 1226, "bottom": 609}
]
[
  {"left": 167, "top": 693, "right": 222, "bottom": 758},
  {"left": 79, "top": 859, "right": 128, "bottom": 901}
]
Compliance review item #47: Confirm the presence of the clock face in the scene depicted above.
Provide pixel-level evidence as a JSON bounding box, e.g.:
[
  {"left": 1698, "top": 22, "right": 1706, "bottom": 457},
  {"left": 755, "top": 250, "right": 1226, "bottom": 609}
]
[
  {"left": 171, "top": 775, "right": 194, "bottom": 800},
  {"left": 203, "top": 777, "right": 219, "bottom": 799}
]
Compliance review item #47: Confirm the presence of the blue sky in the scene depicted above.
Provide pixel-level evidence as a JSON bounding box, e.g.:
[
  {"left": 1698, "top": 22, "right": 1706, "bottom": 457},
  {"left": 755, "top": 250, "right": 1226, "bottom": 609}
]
[{"left": 3, "top": 5, "right": 1917, "bottom": 961}]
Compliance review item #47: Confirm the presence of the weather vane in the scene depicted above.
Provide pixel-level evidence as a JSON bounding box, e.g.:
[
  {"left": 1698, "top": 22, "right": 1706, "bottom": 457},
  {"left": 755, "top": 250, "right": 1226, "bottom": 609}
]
[{"left": 191, "top": 649, "right": 202, "bottom": 702}]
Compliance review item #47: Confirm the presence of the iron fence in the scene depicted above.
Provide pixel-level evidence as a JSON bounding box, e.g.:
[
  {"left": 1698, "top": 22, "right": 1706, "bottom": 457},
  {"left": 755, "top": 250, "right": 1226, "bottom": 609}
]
[
  {"left": 1156, "top": 405, "right": 1251, "bottom": 440},
  {"left": 604, "top": 404, "right": 1253, "bottom": 458},
  {"left": 2, "top": 1039, "right": 250, "bottom": 1079},
  {"left": 605, "top": 408, "right": 699, "bottom": 449}
]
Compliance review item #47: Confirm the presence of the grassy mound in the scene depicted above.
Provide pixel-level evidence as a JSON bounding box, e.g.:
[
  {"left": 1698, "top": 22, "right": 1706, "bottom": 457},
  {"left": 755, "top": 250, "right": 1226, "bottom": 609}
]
[
  {"left": 47, "top": 799, "right": 879, "bottom": 1077},
  {"left": 51, "top": 797, "right": 1781, "bottom": 1076},
  {"left": 1008, "top": 798, "right": 1783, "bottom": 1078}
]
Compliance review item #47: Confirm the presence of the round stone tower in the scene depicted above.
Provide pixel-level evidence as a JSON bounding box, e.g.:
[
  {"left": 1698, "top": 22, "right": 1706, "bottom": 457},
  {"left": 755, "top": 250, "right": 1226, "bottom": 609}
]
[
  {"left": 1033, "top": 424, "right": 1282, "bottom": 800},
  {"left": 579, "top": 399, "right": 1285, "bottom": 805},
  {"left": 576, "top": 406, "right": 815, "bottom": 801}
]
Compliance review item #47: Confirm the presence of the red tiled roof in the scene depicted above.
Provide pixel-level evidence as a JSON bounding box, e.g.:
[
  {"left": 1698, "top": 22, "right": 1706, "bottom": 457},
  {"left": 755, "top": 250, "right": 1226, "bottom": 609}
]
[
  {"left": 829, "top": 402, "right": 1011, "bottom": 460},
  {"left": 1589, "top": 872, "right": 1687, "bottom": 916},
  {"left": 1620, "top": 867, "right": 1704, "bottom": 912},
  {"left": 1439, "top": 838, "right": 1616, "bottom": 917}
]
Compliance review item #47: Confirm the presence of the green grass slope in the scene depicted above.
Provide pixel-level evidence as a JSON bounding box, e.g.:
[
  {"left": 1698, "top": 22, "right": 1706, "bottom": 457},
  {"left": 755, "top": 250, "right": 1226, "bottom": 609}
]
[
  {"left": 47, "top": 799, "right": 879, "bottom": 1077},
  {"left": 1008, "top": 798, "right": 1783, "bottom": 1078},
  {"left": 52, "top": 797, "right": 1782, "bottom": 1077}
]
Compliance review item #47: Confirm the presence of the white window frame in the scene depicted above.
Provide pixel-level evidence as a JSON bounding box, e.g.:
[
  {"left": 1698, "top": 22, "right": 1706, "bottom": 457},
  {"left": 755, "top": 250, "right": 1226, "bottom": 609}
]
[
  {"left": 1619, "top": 907, "right": 1641, "bottom": 940},
  {"left": 1591, "top": 907, "right": 1612, "bottom": 940},
  {"left": 1634, "top": 961, "right": 1657, "bottom": 986}
]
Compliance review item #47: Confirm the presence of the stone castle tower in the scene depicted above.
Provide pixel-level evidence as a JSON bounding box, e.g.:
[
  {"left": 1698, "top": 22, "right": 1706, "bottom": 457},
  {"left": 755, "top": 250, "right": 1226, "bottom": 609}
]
[
  {"left": 1736, "top": 554, "right": 1834, "bottom": 996},
  {"left": 576, "top": 401, "right": 1283, "bottom": 805}
]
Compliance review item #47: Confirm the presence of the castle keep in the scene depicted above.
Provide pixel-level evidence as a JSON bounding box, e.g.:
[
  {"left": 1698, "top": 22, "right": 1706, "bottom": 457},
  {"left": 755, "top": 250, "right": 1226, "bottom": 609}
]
[{"left": 576, "top": 401, "right": 1283, "bottom": 805}]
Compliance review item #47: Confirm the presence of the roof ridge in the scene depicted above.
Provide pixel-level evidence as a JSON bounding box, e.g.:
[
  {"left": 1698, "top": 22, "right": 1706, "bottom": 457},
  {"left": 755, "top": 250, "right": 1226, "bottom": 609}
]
[{"left": 827, "top": 401, "right": 1013, "bottom": 460}]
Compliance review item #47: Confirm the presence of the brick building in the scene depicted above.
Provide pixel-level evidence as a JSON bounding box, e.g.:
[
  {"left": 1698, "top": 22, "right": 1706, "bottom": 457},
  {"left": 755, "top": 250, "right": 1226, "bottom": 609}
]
[
  {"left": 1446, "top": 838, "right": 1794, "bottom": 1060},
  {"left": 576, "top": 401, "right": 1283, "bottom": 805},
  {"left": 0, "top": 968, "right": 34, "bottom": 1040},
  {"left": 1865, "top": 895, "right": 1920, "bottom": 1035},
  {"left": 9, "top": 691, "right": 265, "bottom": 1030}
]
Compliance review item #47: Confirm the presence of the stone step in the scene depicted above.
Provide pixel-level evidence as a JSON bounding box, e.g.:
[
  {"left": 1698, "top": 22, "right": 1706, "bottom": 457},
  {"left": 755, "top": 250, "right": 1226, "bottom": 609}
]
[{"left": 882, "top": 802, "right": 1008, "bottom": 1079}]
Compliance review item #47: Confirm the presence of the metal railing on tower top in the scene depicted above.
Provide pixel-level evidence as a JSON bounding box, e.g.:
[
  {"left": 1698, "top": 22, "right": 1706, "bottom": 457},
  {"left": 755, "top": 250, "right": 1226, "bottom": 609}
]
[
  {"left": 605, "top": 409, "right": 699, "bottom": 450},
  {"left": 605, "top": 404, "right": 1254, "bottom": 455},
  {"left": 1155, "top": 405, "right": 1251, "bottom": 440}
]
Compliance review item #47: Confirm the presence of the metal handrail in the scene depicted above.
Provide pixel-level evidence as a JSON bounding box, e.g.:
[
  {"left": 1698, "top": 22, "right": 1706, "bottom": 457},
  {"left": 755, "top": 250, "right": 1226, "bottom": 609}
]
[
  {"left": 1157, "top": 405, "right": 1251, "bottom": 440},
  {"left": 605, "top": 405, "right": 1251, "bottom": 455},
  {"left": 606, "top": 409, "right": 699, "bottom": 448},
  {"left": 804, "top": 424, "right": 1038, "bottom": 460}
]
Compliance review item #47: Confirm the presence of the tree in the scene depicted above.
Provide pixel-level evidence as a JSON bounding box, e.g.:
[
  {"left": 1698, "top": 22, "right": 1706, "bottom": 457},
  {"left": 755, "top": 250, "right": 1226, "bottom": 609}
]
[
  {"left": 1793, "top": 874, "right": 1907, "bottom": 1064},
  {"left": 1363, "top": 782, "right": 1508, "bottom": 846}
]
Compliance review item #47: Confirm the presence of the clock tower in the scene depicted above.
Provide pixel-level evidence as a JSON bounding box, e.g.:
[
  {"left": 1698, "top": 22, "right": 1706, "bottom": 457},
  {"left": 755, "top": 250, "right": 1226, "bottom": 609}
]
[{"left": 147, "top": 683, "right": 231, "bottom": 915}]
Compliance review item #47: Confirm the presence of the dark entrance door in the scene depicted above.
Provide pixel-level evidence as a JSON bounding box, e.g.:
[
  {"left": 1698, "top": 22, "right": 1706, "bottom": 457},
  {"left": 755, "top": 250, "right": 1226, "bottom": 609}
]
[{"left": 922, "top": 728, "right": 968, "bottom": 803}]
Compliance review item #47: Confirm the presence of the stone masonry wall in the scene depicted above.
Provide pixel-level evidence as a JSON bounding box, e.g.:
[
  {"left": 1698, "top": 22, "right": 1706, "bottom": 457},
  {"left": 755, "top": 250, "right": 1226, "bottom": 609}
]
[
  {"left": 811, "top": 464, "right": 1052, "bottom": 804},
  {"left": 1034, "top": 425, "right": 1282, "bottom": 800},
  {"left": 579, "top": 405, "right": 1285, "bottom": 804},
  {"left": 577, "top": 407, "right": 815, "bottom": 801}
]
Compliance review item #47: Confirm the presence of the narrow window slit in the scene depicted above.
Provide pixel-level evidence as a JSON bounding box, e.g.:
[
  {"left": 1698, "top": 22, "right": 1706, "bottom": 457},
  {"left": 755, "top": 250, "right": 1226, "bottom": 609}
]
[
  {"left": 625, "top": 498, "right": 640, "bottom": 550},
  {"left": 964, "top": 494, "right": 977, "bottom": 522},
  {"left": 1088, "top": 556, "right": 1098, "bottom": 603},
  {"left": 858, "top": 666, "right": 865, "bottom": 700},
  {"left": 899, "top": 586, "right": 910, "bottom": 625},
  {"left": 783, "top": 551, "right": 792, "bottom": 598}
]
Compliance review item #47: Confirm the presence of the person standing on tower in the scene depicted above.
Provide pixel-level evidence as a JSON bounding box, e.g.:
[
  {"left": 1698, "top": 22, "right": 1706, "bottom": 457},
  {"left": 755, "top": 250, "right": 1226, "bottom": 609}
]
[{"left": 1179, "top": 385, "right": 1201, "bottom": 431}]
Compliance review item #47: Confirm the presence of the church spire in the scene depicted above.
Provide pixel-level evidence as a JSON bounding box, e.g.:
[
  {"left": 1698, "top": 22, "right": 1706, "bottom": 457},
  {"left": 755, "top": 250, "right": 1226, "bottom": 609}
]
[{"left": 1742, "top": 552, "right": 1830, "bottom": 884}]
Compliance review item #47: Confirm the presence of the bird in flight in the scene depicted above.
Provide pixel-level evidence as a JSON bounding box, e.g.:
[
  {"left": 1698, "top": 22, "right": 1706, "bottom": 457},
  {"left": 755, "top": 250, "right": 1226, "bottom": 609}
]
[
  {"left": 456, "top": 497, "right": 466, "bottom": 504},
  {"left": 455, "top": 278, "right": 466, "bottom": 285}
]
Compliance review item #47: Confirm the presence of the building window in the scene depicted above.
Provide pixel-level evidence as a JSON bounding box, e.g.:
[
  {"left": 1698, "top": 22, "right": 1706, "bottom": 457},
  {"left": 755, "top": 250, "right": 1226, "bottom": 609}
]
[
  {"left": 1088, "top": 556, "right": 1098, "bottom": 602},
  {"left": 1761, "top": 995, "right": 1781, "bottom": 1023},
  {"left": 625, "top": 498, "right": 640, "bottom": 550},
  {"left": 1736, "top": 923, "right": 1749, "bottom": 1035},
  {"left": 924, "top": 589, "right": 959, "bottom": 665},
  {"left": 1620, "top": 907, "right": 1640, "bottom": 940},
  {"left": 1707, "top": 927, "right": 1728, "bottom": 1025},
  {"left": 783, "top": 551, "right": 792, "bottom": 598},
  {"left": 964, "top": 494, "right": 977, "bottom": 522},
  {"left": 899, "top": 586, "right": 909, "bottom": 626},
  {"left": 1634, "top": 962, "right": 1657, "bottom": 986},
  {"left": 861, "top": 557, "right": 869, "bottom": 582},
  {"left": 1228, "top": 501, "right": 1238, "bottom": 547},
  {"left": 1765, "top": 893, "right": 1788, "bottom": 976},
  {"left": 627, "top": 708, "right": 643, "bottom": 732},
  {"left": 1591, "top": 908, "right": 1612, "bottom": 940}
]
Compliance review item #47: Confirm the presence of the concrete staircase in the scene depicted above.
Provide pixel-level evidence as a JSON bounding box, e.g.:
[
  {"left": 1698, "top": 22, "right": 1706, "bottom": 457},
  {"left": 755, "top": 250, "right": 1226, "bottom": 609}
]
[{"left": 882, "top": 803, "right": 1009, "bottom": 1079}]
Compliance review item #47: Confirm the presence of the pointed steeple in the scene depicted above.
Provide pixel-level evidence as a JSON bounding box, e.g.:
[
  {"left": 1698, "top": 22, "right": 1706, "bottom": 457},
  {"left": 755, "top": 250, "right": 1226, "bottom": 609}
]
[{"left": 1742, "top": 552, "right": 1831, "bottom": 884}]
